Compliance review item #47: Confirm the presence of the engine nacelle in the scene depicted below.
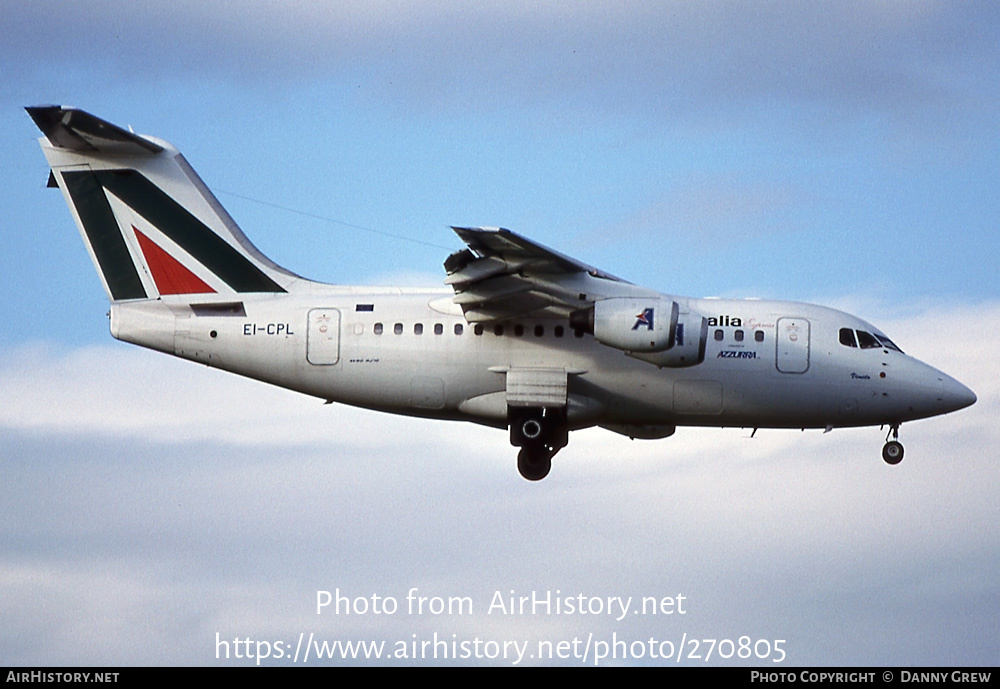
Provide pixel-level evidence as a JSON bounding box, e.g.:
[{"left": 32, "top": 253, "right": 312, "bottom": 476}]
[
  {"left": 571, "top": 297, "right": 678, "bottom": 353},
  {"left": 629, "top": 313, "right": 708, "bottom": 368}
]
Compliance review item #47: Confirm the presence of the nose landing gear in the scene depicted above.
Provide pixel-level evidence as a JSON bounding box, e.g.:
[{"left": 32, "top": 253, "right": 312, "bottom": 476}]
[{"left": 882, "top": 424, "right": 904, "bottom": 465}]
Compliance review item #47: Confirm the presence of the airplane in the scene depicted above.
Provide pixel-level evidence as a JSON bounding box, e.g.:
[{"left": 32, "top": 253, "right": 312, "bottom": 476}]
[{"left": 27, "top": 106, "right": 977, "bottom": 480}]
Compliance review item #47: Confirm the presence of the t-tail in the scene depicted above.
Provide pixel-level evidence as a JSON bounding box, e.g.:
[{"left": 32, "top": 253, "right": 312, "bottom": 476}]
[{"left": 28, "top": 106, "right": 302, "bottom": 304}]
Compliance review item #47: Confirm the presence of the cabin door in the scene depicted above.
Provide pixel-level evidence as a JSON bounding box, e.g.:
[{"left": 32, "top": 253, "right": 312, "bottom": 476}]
[
  {"left": 776, "top": 317, "right": 810, "bottom": 373},
  {"left": 306, "top": 308, "right": 341, "bottom": 365}
]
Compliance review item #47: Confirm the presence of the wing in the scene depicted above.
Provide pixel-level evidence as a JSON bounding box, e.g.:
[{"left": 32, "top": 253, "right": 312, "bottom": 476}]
[{"left": 444, "top": 226, "right": 633, "bottom": 322}]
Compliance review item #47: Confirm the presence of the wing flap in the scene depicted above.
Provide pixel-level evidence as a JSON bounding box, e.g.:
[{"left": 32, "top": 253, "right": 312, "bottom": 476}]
[
  {"left": 462, "top": 292, "right": 566, "bottom": 323},
  {"left": 451, "top": 274, "right": 534, "bottom": 306},
  {"left": 444, "top": 255, "right": 529, "bottom": 287}
]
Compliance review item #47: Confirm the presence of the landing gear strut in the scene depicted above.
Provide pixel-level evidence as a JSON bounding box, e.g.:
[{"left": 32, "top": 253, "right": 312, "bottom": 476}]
[
  {"left": 882, "top": 424, "right": 904, "bottom": 465},
  {"left": 510, "top": 407, "right": 568, "bottom": 481}
]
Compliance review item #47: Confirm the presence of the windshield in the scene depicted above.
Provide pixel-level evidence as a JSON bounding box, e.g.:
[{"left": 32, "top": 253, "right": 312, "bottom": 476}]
[
  {"left": 838, "top": 327, "right": 904, "bottom": 354},
  {"left": 875, "top": 334, "right": 903, "bottom": 353}
]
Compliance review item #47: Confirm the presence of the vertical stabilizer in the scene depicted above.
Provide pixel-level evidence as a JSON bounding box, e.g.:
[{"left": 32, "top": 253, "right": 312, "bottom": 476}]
[{"left": 28, "top": 106, "right": 300, "bottom": 302}]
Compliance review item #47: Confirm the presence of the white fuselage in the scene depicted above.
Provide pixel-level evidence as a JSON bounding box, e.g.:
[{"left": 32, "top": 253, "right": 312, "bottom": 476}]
[{"left": 109, "top": 286, "right": 972, "bottom": 435}]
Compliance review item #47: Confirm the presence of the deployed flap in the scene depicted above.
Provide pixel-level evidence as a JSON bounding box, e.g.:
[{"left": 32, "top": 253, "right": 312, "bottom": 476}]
[
  {"left": 445, "top": 226, "right": 630, "bottom": 322},
  {"left": 26, "top": 106, "right": 164, "bottom": 155}
]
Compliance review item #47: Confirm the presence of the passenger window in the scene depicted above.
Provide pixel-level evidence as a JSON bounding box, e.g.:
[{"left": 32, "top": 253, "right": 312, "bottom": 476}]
[
  {"left": 714, "top": 329, "right": 724, "bottom": 341},
  {"left": 514, "top": 324, "right": 524, "bottom": 337},
  {"left": 856, "top": 330, "right": 880, "bottom": 349},
  {"left": 734, "top": 330, "right": 744, "bottom": 342},
  {"left": 475, "top": 324, "right": 484, "bottom": 336},
  {"left": 374, "top": 323, "right": 383, "bottom": 335},
  {"left": 454, "top": 324, "right": 464, "bottom": 336},
  {"left": 394, "top": 323, "right": 403, "bottom": 335},
  {"left": 414, "top": 323, "right": 423, "bottom": 335},
  {"left": 839, "top": 328, "right": 857, "bottom": 347},
  {"left": 755, "top": 330, "right": 764, "bottom": 343},
  {"left": 434, "top": 323, "right": 443, "bottom": 335},
  {"left": 534, "top": 325, "right": 544, "bottom": 337},
  {"left": 494, "top": 324, "right": 504, "bottom": 336},
  {"left": 555, "top": 326, "right": 564, "bottom": 338}
]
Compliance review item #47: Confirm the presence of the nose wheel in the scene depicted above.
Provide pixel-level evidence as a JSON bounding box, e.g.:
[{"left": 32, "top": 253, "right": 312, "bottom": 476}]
[{"left": 882, "top": 425, "right": 904, "bottom": 465}]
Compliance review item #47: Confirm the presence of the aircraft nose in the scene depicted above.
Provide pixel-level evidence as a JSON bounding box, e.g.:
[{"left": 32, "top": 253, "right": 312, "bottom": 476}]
[{"left": 938, "top": 375, "right": 977, "bottom": 413}]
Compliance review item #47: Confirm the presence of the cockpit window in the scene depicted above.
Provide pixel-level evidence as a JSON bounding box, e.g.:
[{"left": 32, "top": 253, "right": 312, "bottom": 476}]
[
  {"left": 856, "top": 330, "right": 881, "bottom": 349},
  {"left": 840, "top": 327, "right": 904, "bottom": 353},
  {"left": 875, "top": 334, "right": 903, "bottom": 353}
]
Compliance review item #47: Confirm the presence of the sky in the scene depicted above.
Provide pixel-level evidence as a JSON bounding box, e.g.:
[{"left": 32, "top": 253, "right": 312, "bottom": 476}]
[{"left": 1, "top": 1, "right": 998, "bottom": 667}]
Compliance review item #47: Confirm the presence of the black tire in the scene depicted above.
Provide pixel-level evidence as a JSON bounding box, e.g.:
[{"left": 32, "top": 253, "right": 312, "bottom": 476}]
[
  {"left": 882, "top": 441, "right": 904, "bottom": 465},
  {"left": 517, "top": 448, "right": 552, "bottom": 481}
]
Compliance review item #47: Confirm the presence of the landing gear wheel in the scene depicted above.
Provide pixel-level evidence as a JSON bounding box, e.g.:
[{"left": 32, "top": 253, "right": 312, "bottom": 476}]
[
  {"left": 882, "top": 440, "right": 904, "bottom": 465},
  {"left": 517, "top": 448, "right": 552, "bottom": 481}
]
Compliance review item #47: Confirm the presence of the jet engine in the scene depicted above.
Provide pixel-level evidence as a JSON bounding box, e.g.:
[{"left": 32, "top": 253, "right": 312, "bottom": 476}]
[
  {"left": 570, "top": 297, "right": 678, "bottom": 353},
  {"left": 571, "top": 298, "right": 707, "bottom": 368},
  {"left": 628, "top": 313, "right": 708, "bottom": 368}
]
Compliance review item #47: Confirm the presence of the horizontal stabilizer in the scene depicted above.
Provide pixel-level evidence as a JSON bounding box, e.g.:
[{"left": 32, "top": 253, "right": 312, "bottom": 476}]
[{"left": 26, "top": 105, "right": 163, "bottom": 155}]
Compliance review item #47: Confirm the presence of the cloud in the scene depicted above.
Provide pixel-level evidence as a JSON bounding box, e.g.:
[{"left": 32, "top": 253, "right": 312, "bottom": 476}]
[
  {"left": 0, "top": 342, "right": 475, "bottom": 452},
  {"left": 7, "top": 2, "right": 997, "bottom": 123}
]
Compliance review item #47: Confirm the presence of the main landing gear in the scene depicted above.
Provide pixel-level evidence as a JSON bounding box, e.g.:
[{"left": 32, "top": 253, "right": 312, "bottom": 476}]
[
  {"left": 510, "top": 407, "right": 568, "bottom": 481},
  {"left": 882, "top": 424, "right": 904, "bottom": 465}
]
